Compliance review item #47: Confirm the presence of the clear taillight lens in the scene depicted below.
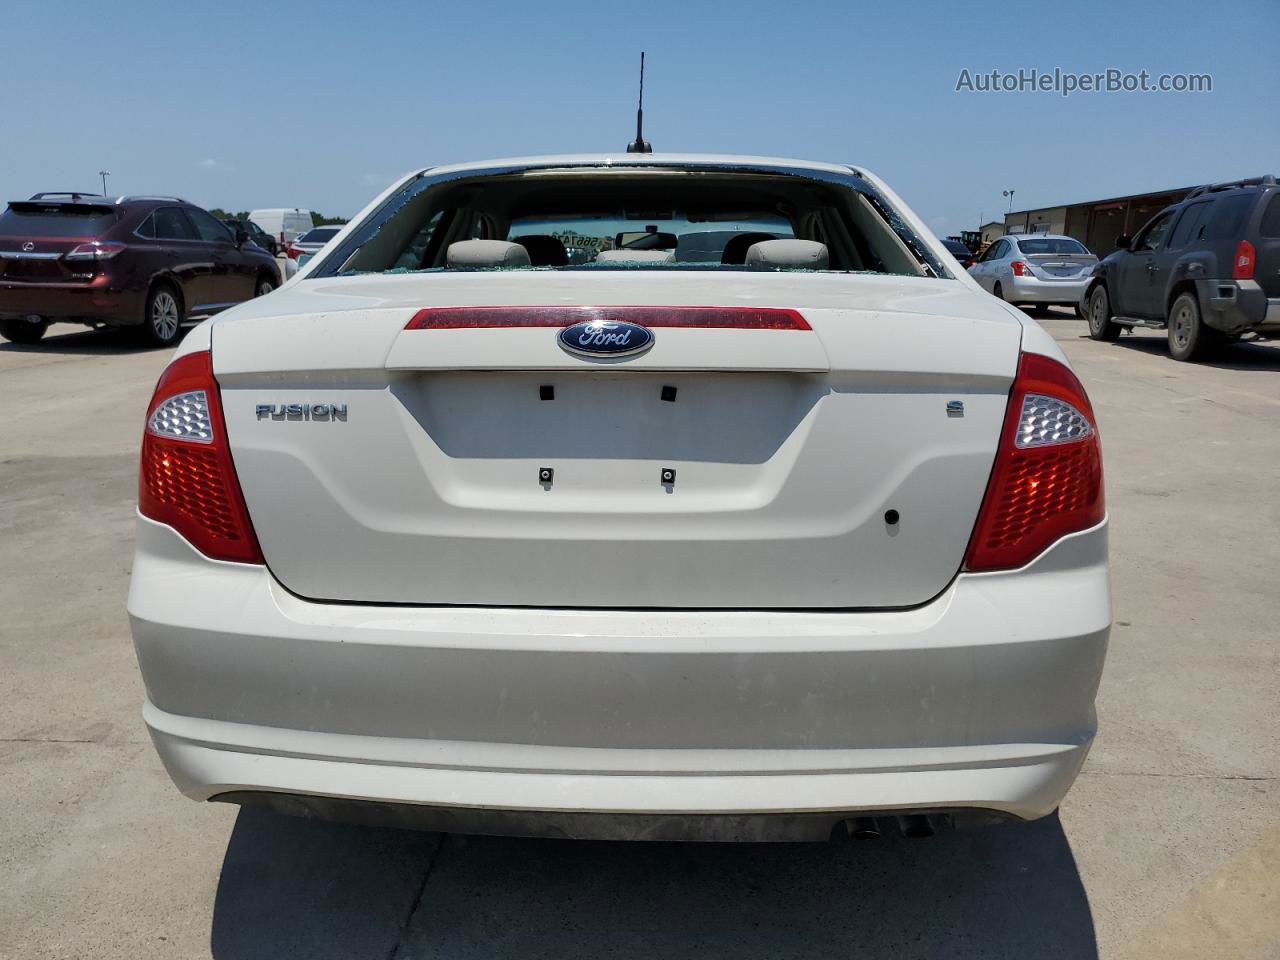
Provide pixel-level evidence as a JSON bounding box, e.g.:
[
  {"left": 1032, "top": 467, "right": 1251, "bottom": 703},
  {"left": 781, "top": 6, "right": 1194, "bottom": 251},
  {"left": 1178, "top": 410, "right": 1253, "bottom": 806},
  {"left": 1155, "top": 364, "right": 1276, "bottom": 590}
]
[
  {"left": 138, "top": 351, "right": 263, "bottom": 564},
  {"left": 964, "top": 352, "right": 1104, "bottom": 572},
  {"left": 1015, "top": 394, "right": 1094, "bottom": 449},
  {"left": 147, "top": 390, "right": 213, "bottom": 443},
  {"left": 65, "top": 241, "right": 125, "bottom": 261}
]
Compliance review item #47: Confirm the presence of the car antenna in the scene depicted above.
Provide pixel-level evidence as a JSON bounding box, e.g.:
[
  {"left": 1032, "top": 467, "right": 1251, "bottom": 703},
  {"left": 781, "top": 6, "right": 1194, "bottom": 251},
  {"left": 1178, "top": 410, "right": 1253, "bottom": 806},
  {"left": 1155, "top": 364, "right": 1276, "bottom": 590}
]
[{"left": 626, "top": 52, "right": 653, "bottom": 153}]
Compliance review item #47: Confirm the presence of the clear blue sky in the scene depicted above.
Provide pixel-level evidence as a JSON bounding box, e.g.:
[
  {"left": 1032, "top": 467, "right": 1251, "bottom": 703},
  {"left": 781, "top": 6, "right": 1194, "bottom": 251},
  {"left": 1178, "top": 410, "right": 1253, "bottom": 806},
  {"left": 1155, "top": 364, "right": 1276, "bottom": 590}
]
[{"left": 6, "top": 0, "right": 1276, "bottom": 236}]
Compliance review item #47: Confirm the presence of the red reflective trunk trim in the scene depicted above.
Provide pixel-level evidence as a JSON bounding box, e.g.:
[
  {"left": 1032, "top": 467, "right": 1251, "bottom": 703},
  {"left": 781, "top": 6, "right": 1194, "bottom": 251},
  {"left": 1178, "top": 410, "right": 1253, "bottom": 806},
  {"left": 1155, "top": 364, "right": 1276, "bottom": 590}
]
[{"left": 406, "top": 306, "right": 811, "bottom": 331}]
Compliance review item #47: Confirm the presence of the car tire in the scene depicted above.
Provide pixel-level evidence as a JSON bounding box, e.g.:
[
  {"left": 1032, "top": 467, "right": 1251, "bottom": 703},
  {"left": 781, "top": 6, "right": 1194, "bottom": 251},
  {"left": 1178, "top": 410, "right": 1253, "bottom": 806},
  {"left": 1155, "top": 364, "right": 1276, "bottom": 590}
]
[
  {"left": 142, "top": 283, "right": 184, "bottom": 347},
  {"left": 0, "top": 317, "right": 50, "bottom": 344},
  {"left": 1087, "top": 286, "right": 1120, "bottom": 342},
  {"left": 1167, "top": 291, "right": 1216, "bottom": 362},
  {"left": 256, "top": 277, "right": 276, "bottom": 297},
  {"left": 993, "top": 281, "right": 1006, "bottom": 302}
]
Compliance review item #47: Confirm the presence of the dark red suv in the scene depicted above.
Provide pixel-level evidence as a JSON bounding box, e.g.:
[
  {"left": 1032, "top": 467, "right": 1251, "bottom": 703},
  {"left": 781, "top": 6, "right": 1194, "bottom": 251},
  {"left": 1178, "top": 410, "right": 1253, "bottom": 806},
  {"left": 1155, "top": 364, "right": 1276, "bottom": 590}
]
[{"left": 0, "top": 192, "right": 281, "bottom": 346}]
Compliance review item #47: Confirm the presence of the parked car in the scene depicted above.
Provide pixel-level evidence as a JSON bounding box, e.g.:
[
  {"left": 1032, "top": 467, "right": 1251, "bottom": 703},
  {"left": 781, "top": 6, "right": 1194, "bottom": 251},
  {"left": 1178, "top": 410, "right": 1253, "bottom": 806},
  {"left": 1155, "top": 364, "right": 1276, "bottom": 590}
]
[
  {"left": 0, "top": 193, "right": 281, "bottom": 345},
  {"left": 222, "top": 218, "right": 278, "bottom": 256},
  {"left": 941, "top": 236, "right": 976, "bottom": 269},
  {"left": 129, "top": 154, "right": 1109, "bottom": 842},
  {"left": 969, "top": 233, "right": 1098, "bottom": 313},
  {"left": 285, "top": 225, "right": 342, "bottom": 260},
  {"left": 1082, "top": 175, "right": 1280, "bottom": 360},
  {"left": 247, "top": 208, "right": 312, "bottom": 250}
]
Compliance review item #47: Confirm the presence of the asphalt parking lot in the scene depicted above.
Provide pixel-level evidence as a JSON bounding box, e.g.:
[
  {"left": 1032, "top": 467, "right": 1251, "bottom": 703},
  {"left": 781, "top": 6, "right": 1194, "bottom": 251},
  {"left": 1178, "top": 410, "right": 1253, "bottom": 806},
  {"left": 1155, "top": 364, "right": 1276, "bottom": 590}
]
[{"left": 2, "top": 311, "right": 1277, "bottom": 960}]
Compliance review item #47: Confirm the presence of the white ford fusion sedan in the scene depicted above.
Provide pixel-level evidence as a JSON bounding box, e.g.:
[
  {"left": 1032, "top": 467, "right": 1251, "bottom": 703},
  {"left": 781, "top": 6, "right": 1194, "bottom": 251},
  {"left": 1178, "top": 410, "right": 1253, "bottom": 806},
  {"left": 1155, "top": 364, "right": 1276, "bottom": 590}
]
[{"left": 128, "top": 154, "right": 1109, "bottom": 842}]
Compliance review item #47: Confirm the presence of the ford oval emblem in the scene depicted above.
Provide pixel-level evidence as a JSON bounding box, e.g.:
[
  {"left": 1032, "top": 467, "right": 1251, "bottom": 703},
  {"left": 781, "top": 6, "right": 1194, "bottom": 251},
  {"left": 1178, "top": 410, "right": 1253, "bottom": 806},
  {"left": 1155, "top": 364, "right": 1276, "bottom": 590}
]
[{"left": 558, "top": 319, "right": 654, "bottom": 359}]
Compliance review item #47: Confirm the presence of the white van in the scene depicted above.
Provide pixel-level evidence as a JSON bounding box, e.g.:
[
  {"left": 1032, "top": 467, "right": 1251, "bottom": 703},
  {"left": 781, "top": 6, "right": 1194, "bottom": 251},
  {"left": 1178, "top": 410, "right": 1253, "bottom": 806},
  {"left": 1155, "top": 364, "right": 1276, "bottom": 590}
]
[{"left": 247, "top": 208, "right": 312, "bottom": 247}]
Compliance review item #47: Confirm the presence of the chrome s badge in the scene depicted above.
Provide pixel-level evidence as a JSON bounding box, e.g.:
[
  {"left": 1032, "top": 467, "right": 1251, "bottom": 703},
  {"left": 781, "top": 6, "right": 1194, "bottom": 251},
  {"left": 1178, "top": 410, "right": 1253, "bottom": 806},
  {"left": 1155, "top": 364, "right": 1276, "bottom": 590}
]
[
  {"left": 558, "top": 319, "right": 654, "bottom": 359},
  {"left": 255, "top": 403, "right": 347, "bottom": 421}
]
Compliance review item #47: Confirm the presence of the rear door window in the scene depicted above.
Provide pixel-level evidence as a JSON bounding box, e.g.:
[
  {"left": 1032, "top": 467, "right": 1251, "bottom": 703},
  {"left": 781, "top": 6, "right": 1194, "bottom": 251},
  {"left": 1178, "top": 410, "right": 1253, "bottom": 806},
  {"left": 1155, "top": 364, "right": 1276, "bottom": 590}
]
[
  {"left": 152, "top": 207, "right": 198, "bottom": 241},
  {"left": 1168, "top": 201, "right": 1213, "bottom": 249},
  {"left": 186, "top": 208, "right": 233, "bottom": 243}
]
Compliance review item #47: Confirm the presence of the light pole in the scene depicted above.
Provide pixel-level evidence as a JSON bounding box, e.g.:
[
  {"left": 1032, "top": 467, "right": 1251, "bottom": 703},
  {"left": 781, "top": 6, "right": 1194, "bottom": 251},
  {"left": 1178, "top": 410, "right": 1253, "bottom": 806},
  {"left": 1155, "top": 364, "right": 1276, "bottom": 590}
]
[
  {"left": 1002, "top": 189, "right": 1015, "bottom": 214},
  {"left": 99, "top": 170, "right": 111, "bottom": 196}
]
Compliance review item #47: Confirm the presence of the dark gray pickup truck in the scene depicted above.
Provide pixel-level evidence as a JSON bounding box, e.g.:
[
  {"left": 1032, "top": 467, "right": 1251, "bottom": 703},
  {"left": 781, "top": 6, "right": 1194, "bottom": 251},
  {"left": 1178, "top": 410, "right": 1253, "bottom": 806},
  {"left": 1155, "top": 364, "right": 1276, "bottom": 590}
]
[{"left": 1081, "top": 175, "right": 1279, "bottom": 361}]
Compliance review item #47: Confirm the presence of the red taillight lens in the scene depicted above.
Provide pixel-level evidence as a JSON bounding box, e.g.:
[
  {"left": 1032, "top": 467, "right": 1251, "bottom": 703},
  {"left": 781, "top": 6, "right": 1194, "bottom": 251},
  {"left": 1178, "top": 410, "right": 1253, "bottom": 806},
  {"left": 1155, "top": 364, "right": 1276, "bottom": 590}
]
[
  {"left": 1010, "top": 260, "right": 1031, "bottom": 277},
  {"left": 1232, "top": 240, "right": 1255, "bottom": 280},
  {"left": 286, "top": 245, "right": 301, "bottom": 259},
  {"left": 405, "top": 306, "right": 811, "bottom": 330},
  {"left": 138, "top": 351, "right": 263, "bottom": 564},
  {"left": 964, "top": 352, "right": 1104, "bottom": 572},
  {"left": 64, "top": 241, "right": 125, "bottom": 261}
]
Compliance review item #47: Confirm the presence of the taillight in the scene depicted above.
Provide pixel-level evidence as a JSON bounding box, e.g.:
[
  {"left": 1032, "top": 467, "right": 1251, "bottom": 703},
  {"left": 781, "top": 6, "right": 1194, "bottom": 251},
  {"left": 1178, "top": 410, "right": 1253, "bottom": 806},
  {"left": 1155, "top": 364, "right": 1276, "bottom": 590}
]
[
  {"left": 65, "top": 241, "right": 125, "bottom": 261},
  {"left": 286, "top": 245, "right": 302, "bottom": 259},
  {"left": 1232, "top": 240, "right": 1255, "bottom": 280},
  {"left": 1010, "top": 260, "right": 1031, "bottom": 277},
  {"left": 964, "top": 352, "right": 1104, "bottom": 572},
  {"left": 138, "top": 351, "right": 263, "bottom": 564}
]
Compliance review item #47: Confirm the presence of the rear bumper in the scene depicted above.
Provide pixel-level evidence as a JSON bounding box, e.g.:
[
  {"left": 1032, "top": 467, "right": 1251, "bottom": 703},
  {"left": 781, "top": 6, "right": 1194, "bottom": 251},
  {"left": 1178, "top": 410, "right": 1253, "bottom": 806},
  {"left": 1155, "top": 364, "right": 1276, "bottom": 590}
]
[
  {"left": 0, "top": 275, "right": 139, "bottom": 323},
  {"left": 129, "top": 515, "right": 1111, "bottom": 835},
  {"left": 1007, "top": 275, "right": 1091, "bottom": 304},
  {"left": 1200, "top": 279, "right": 1275, "bottom": 334}
]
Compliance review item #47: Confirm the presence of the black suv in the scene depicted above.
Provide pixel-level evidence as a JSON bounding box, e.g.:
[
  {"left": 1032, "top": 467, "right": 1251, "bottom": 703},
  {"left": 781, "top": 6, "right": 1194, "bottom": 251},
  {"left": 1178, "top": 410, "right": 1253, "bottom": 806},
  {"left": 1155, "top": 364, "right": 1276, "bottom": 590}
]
[
  {"left": 0, "top": 193, "right": 281, "bottom": 346},
  {"left": 1081, "top": 176, "right": 1280, "bottom": 361},
  {"left": 222, "top": 218, "right": 279, "bottom": 256}
]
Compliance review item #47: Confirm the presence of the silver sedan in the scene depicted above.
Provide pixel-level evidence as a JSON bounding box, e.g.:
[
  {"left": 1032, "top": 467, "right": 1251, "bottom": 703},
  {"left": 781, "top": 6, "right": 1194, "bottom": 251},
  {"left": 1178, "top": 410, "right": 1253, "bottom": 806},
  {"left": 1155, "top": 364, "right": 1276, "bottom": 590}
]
[{"left": 970, "top": 234, "right": 1098, "bottom": 311}]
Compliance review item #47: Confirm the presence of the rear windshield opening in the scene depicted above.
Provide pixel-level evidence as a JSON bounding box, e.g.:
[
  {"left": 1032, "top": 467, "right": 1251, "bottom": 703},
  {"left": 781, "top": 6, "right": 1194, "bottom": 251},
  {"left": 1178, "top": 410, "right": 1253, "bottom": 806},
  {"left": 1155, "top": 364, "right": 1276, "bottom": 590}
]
[{"left": 316, "top": 168, "right": 947, "bottom": 279}]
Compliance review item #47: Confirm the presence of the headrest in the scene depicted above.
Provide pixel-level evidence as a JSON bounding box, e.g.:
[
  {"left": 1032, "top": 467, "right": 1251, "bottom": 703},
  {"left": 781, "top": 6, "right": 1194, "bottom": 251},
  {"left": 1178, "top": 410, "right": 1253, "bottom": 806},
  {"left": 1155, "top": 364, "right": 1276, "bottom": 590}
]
[
  {"left": 594, "top": 249, "right": 676, "bottom": 264},
  {"left": 745, "top": 239, "right": 829, "bottom": 270},
  {"left": 720, "top": 232, "right": 778, "bottom": 265},
  {"left": 446, "top": 239, "right": 531, "bottom": 268},
  {"left": 513, "top": 234, "right": 568, "bottom": 267}
]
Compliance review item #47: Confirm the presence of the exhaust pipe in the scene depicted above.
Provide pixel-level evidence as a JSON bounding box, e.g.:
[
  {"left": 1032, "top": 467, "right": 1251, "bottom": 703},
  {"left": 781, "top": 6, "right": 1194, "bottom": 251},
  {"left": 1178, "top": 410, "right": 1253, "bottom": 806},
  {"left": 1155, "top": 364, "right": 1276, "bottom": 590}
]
[
  {"left": 897, "top": 814, "right": 935, "bottom": 839},
  {"left": 846, "top": 816, "right": 881, "bottom": 840}
]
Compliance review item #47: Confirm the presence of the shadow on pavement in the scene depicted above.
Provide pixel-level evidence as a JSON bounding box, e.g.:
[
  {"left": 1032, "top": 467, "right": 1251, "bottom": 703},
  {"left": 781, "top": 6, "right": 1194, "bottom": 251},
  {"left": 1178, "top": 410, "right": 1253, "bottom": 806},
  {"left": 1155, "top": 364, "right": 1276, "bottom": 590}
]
[
  {"left": 0, "top": 325, "right": 171, "bottom": 356},
  {"left": 1099, "top": 333, "right": 1280, "bottom": 372},
  {"left": 211, "top": 808, "right": 1096, "bottom": 960}
]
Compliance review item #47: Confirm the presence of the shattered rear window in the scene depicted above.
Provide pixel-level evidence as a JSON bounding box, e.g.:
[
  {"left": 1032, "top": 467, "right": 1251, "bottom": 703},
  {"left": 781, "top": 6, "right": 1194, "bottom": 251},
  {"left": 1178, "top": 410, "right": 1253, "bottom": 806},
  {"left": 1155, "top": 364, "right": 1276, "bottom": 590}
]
[{"left": 309, "top": 165, "right": 948, "bottom": 280}]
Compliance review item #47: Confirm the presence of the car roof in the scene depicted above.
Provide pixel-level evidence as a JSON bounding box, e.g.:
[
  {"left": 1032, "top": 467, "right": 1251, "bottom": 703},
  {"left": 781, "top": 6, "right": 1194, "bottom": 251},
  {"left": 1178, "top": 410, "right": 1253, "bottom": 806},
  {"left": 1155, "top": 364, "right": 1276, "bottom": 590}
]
[{"left": 415, "top": 153, "right": 861, "bottom": 179}]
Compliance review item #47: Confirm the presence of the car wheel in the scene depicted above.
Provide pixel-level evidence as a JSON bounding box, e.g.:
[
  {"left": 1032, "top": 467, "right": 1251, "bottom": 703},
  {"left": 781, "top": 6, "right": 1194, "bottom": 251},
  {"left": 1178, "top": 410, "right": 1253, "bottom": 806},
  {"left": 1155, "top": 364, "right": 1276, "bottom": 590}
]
[
  {"left": 143, "top": 284, "right": 184, "bottom": 347},
  {"left": 256, "top": 277, "right": 276, "bottom": 297},
  {"left": 1074, "top": 301, "right": 1087, "bottom": 320},
  {"left": 1087, "top": 286, "right": 1120, "bottom": 342},
  {"left": 0, "top": 316, "right": 50, "bottom": 344},
  {"left": 1167, "top": 291, "right": 1215, "bottom": 362},
  {"left": 993, "top": 281, "right": 1006, "bottom": 302}
]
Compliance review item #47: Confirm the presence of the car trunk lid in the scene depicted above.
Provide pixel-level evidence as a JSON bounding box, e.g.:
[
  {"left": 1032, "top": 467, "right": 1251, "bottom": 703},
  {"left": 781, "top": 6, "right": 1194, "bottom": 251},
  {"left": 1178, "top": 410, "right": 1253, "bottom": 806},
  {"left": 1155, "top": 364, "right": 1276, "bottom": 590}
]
[
  {"left": 214, "top": 271, "right": 1022, "bottom": 608},
  {"left": 1024, "top": 253, "right": 1098, "bottom": 280}
]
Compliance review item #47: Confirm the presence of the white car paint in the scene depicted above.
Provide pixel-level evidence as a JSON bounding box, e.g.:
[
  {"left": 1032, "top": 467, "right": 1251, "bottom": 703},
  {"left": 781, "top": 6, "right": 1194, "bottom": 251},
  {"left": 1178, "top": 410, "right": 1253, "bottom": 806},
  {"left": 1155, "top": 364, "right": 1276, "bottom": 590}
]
[{"left": 131, "top": 155, "right": 1109, "bottom": 840}]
